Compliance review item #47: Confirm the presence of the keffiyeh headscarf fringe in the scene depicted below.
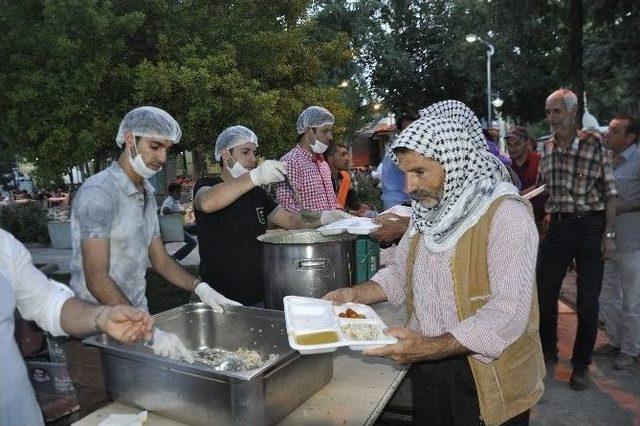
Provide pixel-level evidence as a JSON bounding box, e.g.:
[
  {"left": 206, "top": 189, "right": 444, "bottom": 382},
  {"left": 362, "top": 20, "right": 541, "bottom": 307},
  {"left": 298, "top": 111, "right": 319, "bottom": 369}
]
[{"left": 391, "top": 100, "right": 518, "bottom": 252}]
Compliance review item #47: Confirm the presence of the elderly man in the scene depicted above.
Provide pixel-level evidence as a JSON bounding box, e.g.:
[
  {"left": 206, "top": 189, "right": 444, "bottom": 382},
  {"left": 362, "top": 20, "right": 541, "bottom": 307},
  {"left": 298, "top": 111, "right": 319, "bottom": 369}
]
[
  {"left": 194, "top": 125, "right": 349, "bottom": 306},
  {"left": 597, "top": 114, "right": 640, "bottom": 369},
  {"left": 68, "top": 106, "right": 239, "bottom": 411},
  {"left": 1, "top": 228, "right": 153, "bottom": 426},
  {"left": 276, "top": 106, "right": 341, "bottom": 212},
  {"left": 325, "top": 102, "right": 544, "bottom": 425},
  {"left": 536, "top": 89, "right": 617, "bottom": 390}
]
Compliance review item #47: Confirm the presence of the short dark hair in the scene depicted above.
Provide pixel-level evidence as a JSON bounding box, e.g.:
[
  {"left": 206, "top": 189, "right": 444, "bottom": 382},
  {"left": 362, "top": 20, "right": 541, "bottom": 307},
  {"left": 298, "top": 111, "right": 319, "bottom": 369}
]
[
  {"left": 395, "top": 113, "right": 418, "bottom": 131},
  {"left": 168, "top": 183, "right": 182, "bottom": 193},
  {"left": 325, "top": 142, "right": 348, "bottom": 159},
  {"left": 612, "top": 114, "right": 639, "bottom": 142}
]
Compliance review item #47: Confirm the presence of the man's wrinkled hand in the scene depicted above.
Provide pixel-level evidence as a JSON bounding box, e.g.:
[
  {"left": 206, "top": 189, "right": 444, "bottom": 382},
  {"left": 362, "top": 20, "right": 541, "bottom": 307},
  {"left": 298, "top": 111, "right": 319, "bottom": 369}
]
[
  {"left": 363, "top": 327, "right": 430, "bottom": 365},
  {"left": 371, "top": 214, "right": 409, "bottom": 243},
  {"left": 99, "top": 306, "right": 154, "bottom": 344},
  {"left": 322, "top": 287, "right": 356, "bottom": 304}
]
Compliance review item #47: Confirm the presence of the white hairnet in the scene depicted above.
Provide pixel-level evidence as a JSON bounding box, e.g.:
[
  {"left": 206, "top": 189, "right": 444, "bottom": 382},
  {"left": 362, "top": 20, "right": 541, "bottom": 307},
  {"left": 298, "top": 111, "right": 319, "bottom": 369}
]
[
  {"left": 296, "top": 106, "right": 335, "bottom": 134},
  {"left": 115, "top": 106, "right": 182, "bottom": 147},
  {"left": 214, "top": 125, "right": 258, "bottom": 161}
]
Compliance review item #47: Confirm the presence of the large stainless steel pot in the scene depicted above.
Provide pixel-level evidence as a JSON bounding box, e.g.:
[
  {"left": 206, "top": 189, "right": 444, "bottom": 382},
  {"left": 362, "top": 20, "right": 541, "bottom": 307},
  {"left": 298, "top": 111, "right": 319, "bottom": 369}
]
[{"left": 258, "top": 230, "right": 356, "bottom": 310}]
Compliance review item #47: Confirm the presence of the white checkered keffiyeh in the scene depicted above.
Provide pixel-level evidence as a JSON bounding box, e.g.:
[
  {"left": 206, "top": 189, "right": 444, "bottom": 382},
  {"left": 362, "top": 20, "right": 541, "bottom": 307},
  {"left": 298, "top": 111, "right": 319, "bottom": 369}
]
[{"left": 391, "top": 107, "right": 518, "bottom": 252}]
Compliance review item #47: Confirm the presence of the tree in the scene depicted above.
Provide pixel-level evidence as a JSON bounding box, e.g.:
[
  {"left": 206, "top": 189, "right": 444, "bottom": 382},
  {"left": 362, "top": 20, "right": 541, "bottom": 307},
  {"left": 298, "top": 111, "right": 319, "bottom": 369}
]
[{"left": 0, "top": 0, "right": 356, "bottom": 181}]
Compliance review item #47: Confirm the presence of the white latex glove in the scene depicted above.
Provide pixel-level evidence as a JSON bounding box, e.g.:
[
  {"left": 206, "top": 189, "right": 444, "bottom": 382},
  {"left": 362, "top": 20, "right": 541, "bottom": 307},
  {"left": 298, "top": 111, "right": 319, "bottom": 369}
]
[
  {"left": 147, "top": 329, "right": 194, "bottom": 363},
  {"left": 249, "top": 160, "right": 287, "bottom": 186},
  {"left": 195, "top": 282, "right": 242, "bottom": 313},
  {"left": 99, "top": 410, "right": 148, "bottom": 426},
  {"left": 320, "top": 210, "right": 353, "bottom": 225}
]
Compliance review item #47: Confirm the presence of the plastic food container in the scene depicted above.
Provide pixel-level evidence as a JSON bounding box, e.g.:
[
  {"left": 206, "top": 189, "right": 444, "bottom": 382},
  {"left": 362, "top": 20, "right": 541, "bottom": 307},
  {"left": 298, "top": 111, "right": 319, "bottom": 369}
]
[
  {"left": 284, "top": 296, "right": 398, "bottom": 354},
  {"left": 317, "top": 218, "right": 381, "bottom": 236}
]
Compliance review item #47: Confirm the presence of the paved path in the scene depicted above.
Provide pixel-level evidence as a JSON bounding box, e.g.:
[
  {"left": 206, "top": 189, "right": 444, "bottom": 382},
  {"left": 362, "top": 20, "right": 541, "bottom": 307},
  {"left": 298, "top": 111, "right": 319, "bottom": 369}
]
[{"left": 27, "top": 244, "right": 640, "bottom": 425}]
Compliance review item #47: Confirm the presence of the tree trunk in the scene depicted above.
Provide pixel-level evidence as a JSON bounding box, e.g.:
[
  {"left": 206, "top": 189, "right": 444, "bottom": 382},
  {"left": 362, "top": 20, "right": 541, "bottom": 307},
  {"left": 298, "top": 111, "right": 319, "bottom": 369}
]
[{"left": 567, "top": 0, "right": 584, "bottom": 120}]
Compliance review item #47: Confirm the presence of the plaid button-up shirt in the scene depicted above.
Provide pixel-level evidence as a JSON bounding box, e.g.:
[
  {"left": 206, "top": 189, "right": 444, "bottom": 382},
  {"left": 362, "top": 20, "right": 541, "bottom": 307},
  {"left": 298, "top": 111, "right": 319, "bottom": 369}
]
[
  {"left": 537, "top": 130, "right": 617, "bottom": 213},
  {"left": 276, "top": 144, "right": 340, "bottom": 212}
]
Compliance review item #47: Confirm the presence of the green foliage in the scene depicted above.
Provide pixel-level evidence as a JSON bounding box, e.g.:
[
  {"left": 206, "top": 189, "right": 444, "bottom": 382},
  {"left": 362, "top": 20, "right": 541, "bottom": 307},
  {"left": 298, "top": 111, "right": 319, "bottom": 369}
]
[
  {"left": 352, "top": 171, "right": 383, "bottom": 212},
  {"left": 0, "top": 202, "right": 50, "bottom": 244},
  {"left": 0, "top": 0, "right": 356, "bottom": 179}
]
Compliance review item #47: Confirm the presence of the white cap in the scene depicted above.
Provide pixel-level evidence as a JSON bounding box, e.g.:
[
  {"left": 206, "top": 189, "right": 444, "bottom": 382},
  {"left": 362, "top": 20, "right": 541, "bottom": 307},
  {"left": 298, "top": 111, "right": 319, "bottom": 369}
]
[
  {"left": 214, "top": 125, "right": 258, "bottom": 161},
  {"left": 296, "top": 106, "right": 335, "bottom": 134},
  {"left": 115, "top": 106, "right": 181, "bottom": 147}
]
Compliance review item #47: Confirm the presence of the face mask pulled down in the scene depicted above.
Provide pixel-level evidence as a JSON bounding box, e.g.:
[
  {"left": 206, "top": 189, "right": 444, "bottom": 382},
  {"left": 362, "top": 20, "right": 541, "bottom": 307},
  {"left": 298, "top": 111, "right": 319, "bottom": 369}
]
[
  {"left": 129, "top": 138, "right": 161, "bottom": 179},
  {"left": 227, "top": 154, "right": 249, "bottom": 178},
  {"left": 308, "top": 131, "right": 329, "bottom": 154}
]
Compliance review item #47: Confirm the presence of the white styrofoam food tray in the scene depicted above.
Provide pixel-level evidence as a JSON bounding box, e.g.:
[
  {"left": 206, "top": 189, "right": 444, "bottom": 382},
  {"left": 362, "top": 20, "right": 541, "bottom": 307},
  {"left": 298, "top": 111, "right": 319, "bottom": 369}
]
[
  {"left": 284, "top": 296, "right": 398, "bottom": 354},
  {"left": 317, "top": 217, "right": 381, "bottom": 236},
  {"left": 380, "top": 205, "right": 412, "bottom": 217}
]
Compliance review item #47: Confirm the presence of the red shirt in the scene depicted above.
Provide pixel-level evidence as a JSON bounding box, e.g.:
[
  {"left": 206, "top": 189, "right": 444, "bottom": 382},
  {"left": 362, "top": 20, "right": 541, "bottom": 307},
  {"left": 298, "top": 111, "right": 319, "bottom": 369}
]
[
  {"left": 511, "top": 151, "right": 540, "bottom": 189},
  {"left": 276, "top": 145, "right": 340, "bottom": 212}
]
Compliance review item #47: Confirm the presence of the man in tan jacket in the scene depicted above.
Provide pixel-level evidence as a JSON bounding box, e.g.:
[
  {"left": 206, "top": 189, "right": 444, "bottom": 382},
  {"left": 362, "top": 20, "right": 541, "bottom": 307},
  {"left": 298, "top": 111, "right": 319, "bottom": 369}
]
[{"left": 325, "top": 100, "right": 545, "bottom": 425}]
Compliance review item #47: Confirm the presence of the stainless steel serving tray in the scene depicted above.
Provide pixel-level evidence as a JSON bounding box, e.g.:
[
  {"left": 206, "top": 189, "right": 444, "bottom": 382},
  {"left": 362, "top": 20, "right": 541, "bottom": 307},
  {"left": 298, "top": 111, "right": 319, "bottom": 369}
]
[{"left": 84, "top": 303, "right": 334, "bottom": 425}]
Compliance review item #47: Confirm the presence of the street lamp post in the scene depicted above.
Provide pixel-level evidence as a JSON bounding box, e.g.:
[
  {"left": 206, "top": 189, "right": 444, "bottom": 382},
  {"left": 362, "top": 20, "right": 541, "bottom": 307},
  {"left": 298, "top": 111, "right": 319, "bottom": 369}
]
[{"left": 466, "top": 34, "right": 495, "bottom": 125}]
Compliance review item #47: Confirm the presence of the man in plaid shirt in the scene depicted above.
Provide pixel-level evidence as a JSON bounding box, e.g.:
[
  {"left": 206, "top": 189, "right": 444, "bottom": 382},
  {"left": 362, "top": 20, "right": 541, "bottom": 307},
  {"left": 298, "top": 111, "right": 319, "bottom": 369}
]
[
  {"left": 276, "top": 106, "right": 342, "bottom": 212},
  {"left": 537, "top": 88, "right": 618, "bottom": 391}
]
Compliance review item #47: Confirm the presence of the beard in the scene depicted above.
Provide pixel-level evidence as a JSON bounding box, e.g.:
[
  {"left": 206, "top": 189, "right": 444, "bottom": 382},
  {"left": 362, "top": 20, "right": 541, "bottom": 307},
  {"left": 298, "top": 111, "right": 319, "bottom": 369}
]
[{"left": 410, "top": 187, "right": 443, "bottom": 207}]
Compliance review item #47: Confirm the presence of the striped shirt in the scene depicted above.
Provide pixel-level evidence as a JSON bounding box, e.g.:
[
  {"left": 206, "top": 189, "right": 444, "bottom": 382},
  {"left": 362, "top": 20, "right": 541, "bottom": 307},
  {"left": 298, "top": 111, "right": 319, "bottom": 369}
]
[
  {"left": 372, "top": 199, "right": 538, "bottom": 363},
  {"left": 276, "top": 144, "right": 340, "bottom": 212},
  {"left": 537, "top": 131, "right": 617, "bottom": 213}
]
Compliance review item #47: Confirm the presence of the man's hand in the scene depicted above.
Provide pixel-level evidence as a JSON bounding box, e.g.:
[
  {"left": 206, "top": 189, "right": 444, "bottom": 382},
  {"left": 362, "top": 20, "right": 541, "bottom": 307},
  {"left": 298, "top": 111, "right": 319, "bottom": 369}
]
[
  {"left": 249, "top": 160, "right": 287, "bottom": 186},
  {"left": 195, "top": 282, "right": 242, "bottom": 313},
  {"left": 601, "top": 235, "right": 616, "bottom": 260},
  {"left": 98, "top": 306, "right": 154, "bottom": 344},
  {"left": 323, "top": 287, "right": 356, "bottom": 304},
  {"left": 363, "top": 328, "right": 468, "bottom": 365},
  {"left": 371, "top": 213, "right": 409, "bottom": 243},
  {"left": 320, "top": 210, "right": 352, "bottom": 225}
]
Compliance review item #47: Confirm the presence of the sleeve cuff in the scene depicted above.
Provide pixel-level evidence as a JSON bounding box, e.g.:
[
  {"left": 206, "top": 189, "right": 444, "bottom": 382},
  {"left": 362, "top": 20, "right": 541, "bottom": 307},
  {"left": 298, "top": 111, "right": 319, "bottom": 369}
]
[
  {"left": 43, "top": 281, "right": 75, "bottom": 337},
  {"left": 371, "top": 267, "right": 405, "bottom": 306},
  {"left": 450, "top": 318, "right": 507, "bottom": 362}
]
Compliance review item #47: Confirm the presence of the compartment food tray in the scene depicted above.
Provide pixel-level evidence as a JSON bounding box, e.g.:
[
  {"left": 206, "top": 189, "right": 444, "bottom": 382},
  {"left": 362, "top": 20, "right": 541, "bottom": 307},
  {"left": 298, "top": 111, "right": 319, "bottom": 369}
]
[
  {"left": 284, "top": 296, "right": 397, "bottom": 354},
  {"left": 317, "top": 217, "right": 381, "bottom": 236}
]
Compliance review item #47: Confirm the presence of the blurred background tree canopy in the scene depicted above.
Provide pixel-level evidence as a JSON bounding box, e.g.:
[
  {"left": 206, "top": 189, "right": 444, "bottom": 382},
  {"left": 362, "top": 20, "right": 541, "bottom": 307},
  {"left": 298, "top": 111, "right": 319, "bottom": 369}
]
[{"left": 1, "top": 0, "right": 638, "bottom": 181}]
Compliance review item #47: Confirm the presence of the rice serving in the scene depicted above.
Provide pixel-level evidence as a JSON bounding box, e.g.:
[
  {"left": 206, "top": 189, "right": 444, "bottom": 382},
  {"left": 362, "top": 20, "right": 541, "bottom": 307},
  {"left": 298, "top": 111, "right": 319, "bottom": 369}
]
[
  {"left": 193, "top": 347, "right": 278, "bottom": 372},
  {"left": 341, "top": 323, "right": 383, "bottom": 341}
]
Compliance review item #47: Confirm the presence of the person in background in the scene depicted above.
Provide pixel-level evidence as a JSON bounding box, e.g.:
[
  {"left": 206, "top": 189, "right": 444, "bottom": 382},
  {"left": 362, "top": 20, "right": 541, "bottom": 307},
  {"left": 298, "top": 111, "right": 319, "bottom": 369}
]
[
  {"left": 1, "top": 228, "right": 153, "bottom": 426},
  {"left": 507, "top": 126, "right": 546, "bottom": 223},
  {"left": 275, "top": 106, "right": 341, "bottom": 212},
  {"left": 372, "top": 114, "right": 416, "bottom": 246},
  {"left": 324, "top": 142, "right": 371, "bottom": 216},
  {"left": 68, "top": 106, "right": 240, "bottom": 412},
  {"left": 380, "top": 113, "right": 415, "bottom": 210},
  {"left": 325, "top": 106, "right": 543, "bottom": 425},
  {"left": 596, "top": 114, "right": 640, "bottom": 369},
  {"left": 194, "top": 125, "right": 349, "bottom": 306},
  {"left": 536, "top": 88, "right": 617, "bottom": 390},
  {"left": 160, "top": 182, "right": 197, "bottom": 261}
]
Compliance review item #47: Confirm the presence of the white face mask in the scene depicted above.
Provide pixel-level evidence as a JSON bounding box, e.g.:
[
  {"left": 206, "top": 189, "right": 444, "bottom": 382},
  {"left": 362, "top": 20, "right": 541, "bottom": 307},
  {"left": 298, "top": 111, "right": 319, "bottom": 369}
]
[
  {"left": 309, "top": 132, "right": 329, "bottom": 154},
  {"left": 227, "top": 154, "right": 249, "bottom": 178},
  {"left": 129, "top": 137, "right": 161, "bottom": 179}
]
